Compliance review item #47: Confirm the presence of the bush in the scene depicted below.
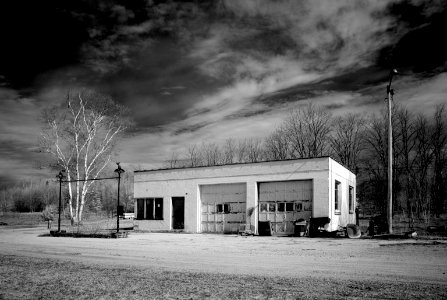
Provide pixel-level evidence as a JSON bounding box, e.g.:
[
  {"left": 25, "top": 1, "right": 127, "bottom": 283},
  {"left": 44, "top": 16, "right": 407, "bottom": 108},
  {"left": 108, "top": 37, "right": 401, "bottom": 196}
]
[{"left": 41, "top": 205, "right": 56, "bottom": 222}]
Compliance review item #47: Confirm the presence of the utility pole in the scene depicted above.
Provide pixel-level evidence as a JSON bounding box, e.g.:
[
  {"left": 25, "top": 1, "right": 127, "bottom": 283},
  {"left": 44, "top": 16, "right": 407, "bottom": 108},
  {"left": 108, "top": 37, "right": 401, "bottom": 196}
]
[{"left": 387, "top": 69, "right": 398, "bottom": 234}]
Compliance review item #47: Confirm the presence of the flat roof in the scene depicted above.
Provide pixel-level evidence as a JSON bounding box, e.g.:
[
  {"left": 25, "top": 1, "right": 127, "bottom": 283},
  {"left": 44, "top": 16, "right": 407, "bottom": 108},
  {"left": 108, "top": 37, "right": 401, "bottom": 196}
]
[{"left": 134, "top": 156, "right": 343, "bottom": 173}]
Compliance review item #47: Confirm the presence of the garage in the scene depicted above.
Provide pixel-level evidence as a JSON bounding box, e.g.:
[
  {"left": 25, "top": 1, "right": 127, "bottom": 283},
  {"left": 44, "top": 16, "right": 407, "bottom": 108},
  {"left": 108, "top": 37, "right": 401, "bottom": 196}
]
[
  {"left": 134, "top": 157, "right": 355, "bottom": 233},
  {"left": 200, "top": 183, "right": 246, "bottom": 233},
  {"left": 258, "top": 180, "right": 313, "bottom": 235}
]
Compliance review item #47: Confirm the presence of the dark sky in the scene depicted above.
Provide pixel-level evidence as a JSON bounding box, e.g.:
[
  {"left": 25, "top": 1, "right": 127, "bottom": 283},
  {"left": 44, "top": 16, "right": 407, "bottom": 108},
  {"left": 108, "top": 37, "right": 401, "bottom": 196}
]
[{"left": 0, "top": 0, "right": 447, "bottom": 185}]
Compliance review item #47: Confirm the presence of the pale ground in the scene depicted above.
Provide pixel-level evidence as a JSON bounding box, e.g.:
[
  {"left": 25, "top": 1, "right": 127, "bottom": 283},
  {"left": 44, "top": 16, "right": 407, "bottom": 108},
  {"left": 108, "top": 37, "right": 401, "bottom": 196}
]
[{"left": 1, "top": 226, "right": 447, "bottom": 285}]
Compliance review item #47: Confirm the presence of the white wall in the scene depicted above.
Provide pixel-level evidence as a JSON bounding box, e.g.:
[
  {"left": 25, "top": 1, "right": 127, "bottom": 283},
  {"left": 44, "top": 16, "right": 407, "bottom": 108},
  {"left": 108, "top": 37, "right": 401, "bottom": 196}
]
[
  {"left": 328, "top": 159, "right": 357, "bottom": 231},
  {"left": 133, "top": 157, "right": 355, "bottom": 233}
]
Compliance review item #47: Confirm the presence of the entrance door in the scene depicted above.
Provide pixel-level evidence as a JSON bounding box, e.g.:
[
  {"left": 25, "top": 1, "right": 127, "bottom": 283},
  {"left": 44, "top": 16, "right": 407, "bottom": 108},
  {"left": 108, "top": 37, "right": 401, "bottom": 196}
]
[{"left": 172, "top": 197, "right": 185, "bottom": 230}]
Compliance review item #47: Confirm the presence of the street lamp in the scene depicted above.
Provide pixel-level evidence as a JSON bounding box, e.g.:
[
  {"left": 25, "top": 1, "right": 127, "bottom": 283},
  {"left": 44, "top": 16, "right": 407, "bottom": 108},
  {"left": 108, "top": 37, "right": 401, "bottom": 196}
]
[
  {"left": 56, "top": 170, "right": 65, "bottom": 232},
  {"left": 114, "top": 162, "right": 125, "bottom": 233},
  {"left": 386, "top": 69, "right": 398, "bottom": 234}
]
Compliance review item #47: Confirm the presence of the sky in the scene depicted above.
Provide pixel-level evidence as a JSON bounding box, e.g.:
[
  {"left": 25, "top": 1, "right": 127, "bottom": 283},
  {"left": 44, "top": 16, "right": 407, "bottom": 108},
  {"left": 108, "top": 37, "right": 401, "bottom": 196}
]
[{"left": 1, "top": 0, "right": 447, "bottom": 186}]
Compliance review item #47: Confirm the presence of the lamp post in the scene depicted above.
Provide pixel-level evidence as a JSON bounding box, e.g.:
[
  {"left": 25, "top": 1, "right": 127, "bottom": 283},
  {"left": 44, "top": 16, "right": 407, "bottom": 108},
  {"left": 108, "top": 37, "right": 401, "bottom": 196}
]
[
  {"left": 56, "top": 170, "right": 65, "bottom": 232},
  {"left": 114, "top": 162, "right": 125, "bottom": 233},
  {"left": 386, "top": 69, "right": 398, "bottom": 234}
]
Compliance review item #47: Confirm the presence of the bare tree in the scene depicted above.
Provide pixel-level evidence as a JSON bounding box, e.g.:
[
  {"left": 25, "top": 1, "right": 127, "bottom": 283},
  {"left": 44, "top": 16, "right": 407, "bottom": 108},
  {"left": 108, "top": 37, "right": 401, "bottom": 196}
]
[
  {"left": 412, "top": 115, "right": 434, "bottom": 218},
  {"left": 166, "top": 151, "right": 180, "bottom": 168},
  {"left": 40, "top": 90, "right": 129, "bottom": 223},
  {"left": 284, "top": 102, "right": 332, "bottom": 158},
  {"left": 362, "top": 113, "right": 388, "bottom": 214},
  {"left": 245, "top": 138, "right": 264, "bottom": 163},
  {"left": 187, "top": 144, "right": 202, "bottom": 167},
  {"left": 264, "top": 125, "right": 290, "bottom": 160},
  {"left": 431, "top": 104, "right": 447, "bottom": 215},
  {"left": 394, "top": 106, "right": 417, "bottom": 214},
  {"left": 222, "top": 138, "right": 236, "bottom": 164},
  {"left": 236, "top": 139, "right": 248, "bottom": 163},
  {"left": 329, "top": 113, "right": 366, "bottom": 171},
  {"left": 202, "top": 142, "right": 222, "bottom": 166}
]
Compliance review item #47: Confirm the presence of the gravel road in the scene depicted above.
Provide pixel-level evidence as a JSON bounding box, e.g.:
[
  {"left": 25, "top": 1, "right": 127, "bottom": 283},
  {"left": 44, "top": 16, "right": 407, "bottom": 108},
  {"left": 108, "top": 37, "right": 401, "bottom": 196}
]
[{"left": 1, "top": 226, "right": 446, "bottom": 285}]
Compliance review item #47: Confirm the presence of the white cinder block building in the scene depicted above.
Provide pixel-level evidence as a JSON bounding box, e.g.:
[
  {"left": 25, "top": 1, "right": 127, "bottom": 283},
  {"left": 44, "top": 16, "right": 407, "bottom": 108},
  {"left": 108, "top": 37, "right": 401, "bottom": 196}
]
[{"left": 133, "top": 157, "right": 356, "bottom": 235}]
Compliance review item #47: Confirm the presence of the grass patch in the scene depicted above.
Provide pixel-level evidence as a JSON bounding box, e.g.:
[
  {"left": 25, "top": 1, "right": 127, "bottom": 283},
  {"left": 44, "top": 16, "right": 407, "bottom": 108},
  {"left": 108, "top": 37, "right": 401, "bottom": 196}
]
[
  {"left": 46, "top": 230, "right": 128, "bottom": 238},
  {"left": 0, "top": 212, "right": 135, "bottom": 237},
  {"left": 0, "top": 212, "right": 45, "bottom": 227},
  {"left": 0, "top": 255, "right": 445, "bottom": 300}
]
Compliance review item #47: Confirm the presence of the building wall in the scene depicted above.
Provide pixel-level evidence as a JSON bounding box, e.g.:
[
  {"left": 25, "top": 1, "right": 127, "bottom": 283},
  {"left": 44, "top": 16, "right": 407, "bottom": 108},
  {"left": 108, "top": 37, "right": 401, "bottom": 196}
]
[
  {"left": 133, "top": 157, "right": 355, "bottom": 233},
  {"left": 328, "top": 159, "right": 357, "bottom": 231}
]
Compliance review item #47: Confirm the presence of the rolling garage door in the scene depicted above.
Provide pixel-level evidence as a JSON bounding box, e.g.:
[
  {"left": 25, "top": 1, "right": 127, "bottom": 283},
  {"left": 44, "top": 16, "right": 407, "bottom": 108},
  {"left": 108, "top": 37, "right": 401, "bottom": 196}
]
[
  {"left": 258, "top": 180, "right": 313, "bottom": 235},
  {"left": 201, "top": 183, "right": 246, "bottom": 233}
]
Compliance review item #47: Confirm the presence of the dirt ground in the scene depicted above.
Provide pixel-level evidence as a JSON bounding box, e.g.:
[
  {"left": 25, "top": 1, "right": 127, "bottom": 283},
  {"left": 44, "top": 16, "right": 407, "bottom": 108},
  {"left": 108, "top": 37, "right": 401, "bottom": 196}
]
[{"left": 1, "top": 226, "right": 446, "bottom": 284}]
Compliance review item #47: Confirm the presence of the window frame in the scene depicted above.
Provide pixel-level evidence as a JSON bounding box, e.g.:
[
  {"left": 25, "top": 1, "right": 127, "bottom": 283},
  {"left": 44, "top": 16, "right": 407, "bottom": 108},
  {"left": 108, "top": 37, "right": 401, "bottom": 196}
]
[
  {"left": 136, "top": 197, "right": 163, "bottom": 220},
  {"left": 277, "top": 203, "right": 285, "bottom": 212},
  {"left": 348, "top": 186, "right": 354, "bottom": 214},
  {"left": 334, "top": 180, "right": 341, "bottom": 215},
  {"left": 216, "top": 203, "right": 230, "bottom": 214}
]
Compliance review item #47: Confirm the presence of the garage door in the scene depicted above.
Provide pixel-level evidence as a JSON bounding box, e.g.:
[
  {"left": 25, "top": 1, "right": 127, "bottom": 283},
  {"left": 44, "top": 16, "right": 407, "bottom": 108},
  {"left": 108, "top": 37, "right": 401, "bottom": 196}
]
[
  {"left": 258, "top": 180, "right": 313, "bottom": 235},
  {"left": 201, "top": 183, "right": 246, "bottom": 233}
]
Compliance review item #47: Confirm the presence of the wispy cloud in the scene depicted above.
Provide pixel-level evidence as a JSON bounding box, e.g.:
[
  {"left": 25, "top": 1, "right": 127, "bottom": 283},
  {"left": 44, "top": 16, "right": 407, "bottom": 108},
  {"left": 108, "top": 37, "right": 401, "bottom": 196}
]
[
  {"left": 179, "top": 1, "right": 403, "bottom": 129},
  {"left": 393, "top": 73, "right": 447, "bottom": 114},
  {"left": 202, "top": 1, "right": 399, "bottom": 73},
  {"left": 0, "top": 88, "right": 51, "bottom": 182}
]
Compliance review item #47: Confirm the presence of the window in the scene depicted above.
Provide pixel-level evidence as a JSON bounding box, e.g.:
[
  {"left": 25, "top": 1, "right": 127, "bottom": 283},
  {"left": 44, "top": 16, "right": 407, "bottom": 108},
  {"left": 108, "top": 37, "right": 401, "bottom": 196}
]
[
  {"left": 260, "top": 203, "right": 268, "bottom": 212},
  {"left": 216, "top": 203, "right": 230, "bottom": 214},
  {"left": 296, "top": 203, "right": 303, "bottom": 211},
  {"left": 286, "top": 203, "right": 294, "bottom": 212},
  {"left": 277, "top": 203, "right": 285, "bottom": 212},
  {"left": 334, "top": 181, "right": 341, "bottom": 214},
  {"left": 349, "top": 186, "right": 354, "bottom": 213},
  {"left": 136, "top": 198, "right": 163, "bottom": 220}
]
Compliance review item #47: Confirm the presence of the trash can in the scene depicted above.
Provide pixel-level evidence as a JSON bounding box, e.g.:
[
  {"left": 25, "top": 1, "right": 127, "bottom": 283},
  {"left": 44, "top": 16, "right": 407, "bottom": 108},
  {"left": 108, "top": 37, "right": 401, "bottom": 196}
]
[{"left": 294, "top": 221, "right": 307, "bottom": 237}]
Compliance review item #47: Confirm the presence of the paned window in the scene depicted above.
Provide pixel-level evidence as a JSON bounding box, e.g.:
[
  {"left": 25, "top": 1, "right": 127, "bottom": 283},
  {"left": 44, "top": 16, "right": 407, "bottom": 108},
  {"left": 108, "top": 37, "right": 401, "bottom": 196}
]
[
  {"left": 136, "top": 198, "right": 163, "bottom": 220},
  {"left": 216, "top": 203, "right": 230, "bottom": 214}
]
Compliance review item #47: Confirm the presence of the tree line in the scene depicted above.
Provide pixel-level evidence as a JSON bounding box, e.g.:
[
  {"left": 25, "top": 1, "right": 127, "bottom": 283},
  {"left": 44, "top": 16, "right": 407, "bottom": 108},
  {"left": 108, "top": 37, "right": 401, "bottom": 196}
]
[{"left": 166, "top": 102, "right": 447, "bottom": 219}]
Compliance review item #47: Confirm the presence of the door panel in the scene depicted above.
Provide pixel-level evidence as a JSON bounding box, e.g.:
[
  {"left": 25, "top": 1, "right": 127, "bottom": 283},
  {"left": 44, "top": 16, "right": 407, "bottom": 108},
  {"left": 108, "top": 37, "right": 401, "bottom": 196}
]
[
  {"left": 258, "top": 180, "right": 313, "bottom": 235},
  {"left": 200, "top": 183, "right": 246, "bottom": 233}
]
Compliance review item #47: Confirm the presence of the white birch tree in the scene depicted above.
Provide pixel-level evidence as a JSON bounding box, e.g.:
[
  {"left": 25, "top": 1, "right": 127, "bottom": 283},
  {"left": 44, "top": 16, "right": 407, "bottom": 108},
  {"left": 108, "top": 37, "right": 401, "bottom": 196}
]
[{"left": 40, "top": 90, "right": 130, "bottom": 223}]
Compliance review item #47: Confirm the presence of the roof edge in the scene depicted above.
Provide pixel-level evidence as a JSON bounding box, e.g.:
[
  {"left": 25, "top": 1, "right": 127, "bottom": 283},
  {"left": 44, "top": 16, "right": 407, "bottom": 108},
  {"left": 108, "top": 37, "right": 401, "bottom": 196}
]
[{"left": 134, "top": 156, "right": 336, "bottom": 173}]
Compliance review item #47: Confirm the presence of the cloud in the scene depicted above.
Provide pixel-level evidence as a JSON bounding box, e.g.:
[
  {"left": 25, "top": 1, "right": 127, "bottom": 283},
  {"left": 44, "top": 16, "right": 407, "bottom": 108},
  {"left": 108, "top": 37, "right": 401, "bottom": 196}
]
[
  {"left": 116, "top": 89, "right": 361, "bottom": 168},
  {"left": 392, "top": 72, "right": 447, "bottom": 114},
  {"left": 178, "top": 0, "right": 406, "bottom": 132},
  {"left": 77, "top": 1, "right": 210, "bottom": 75},
  {"left": 216, "top": 0, "right": 400, "bottom": 72},
  {"left": 0, "top": 92, "right": 42, "bottom": 141},
  {"left": 0, "top": 88, "right": 53, "bottom": 184}
]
